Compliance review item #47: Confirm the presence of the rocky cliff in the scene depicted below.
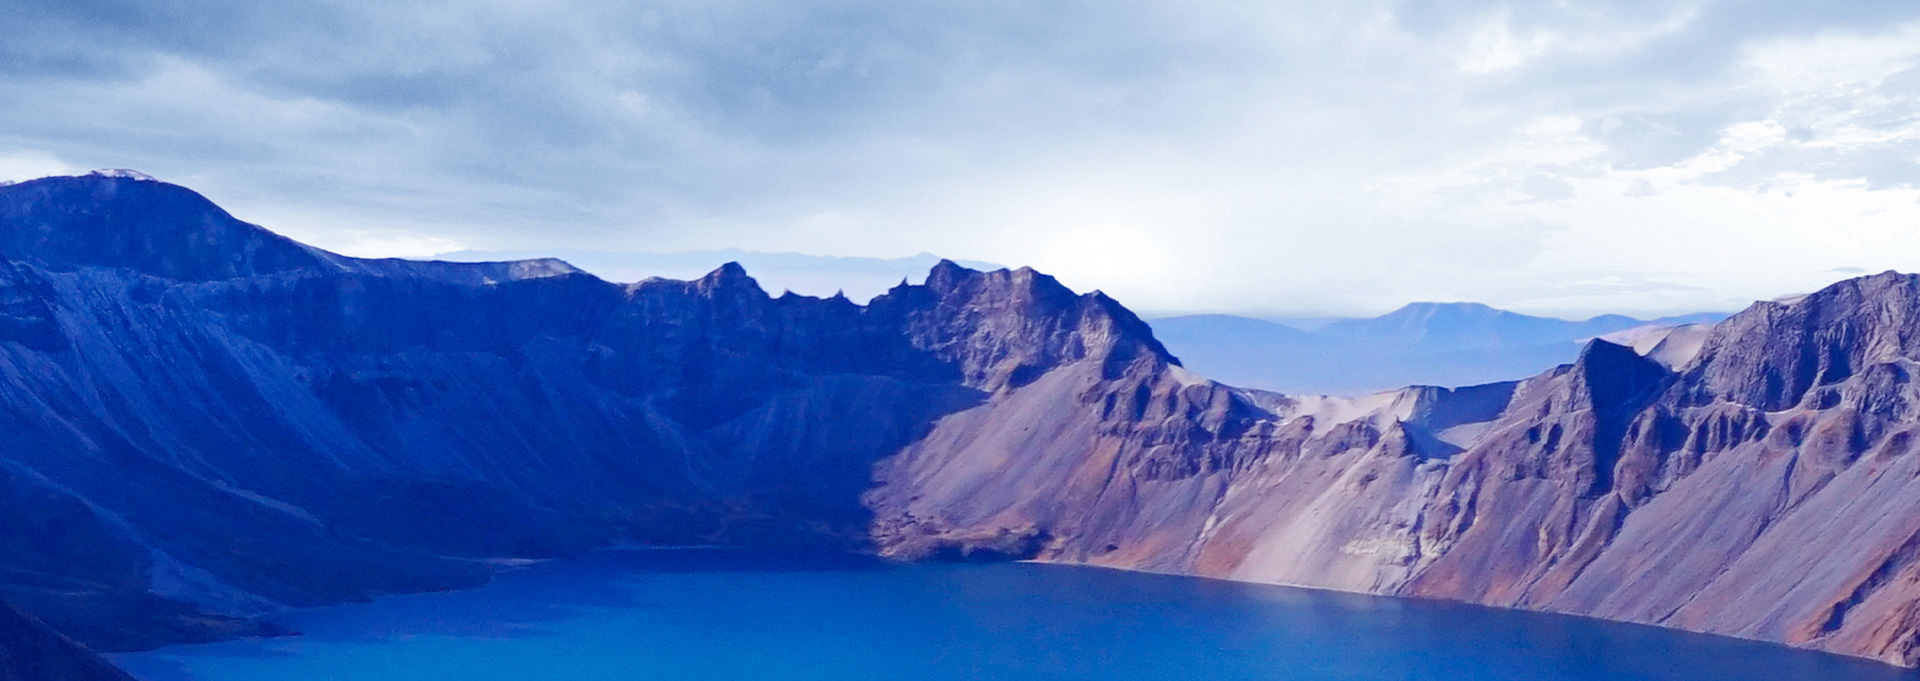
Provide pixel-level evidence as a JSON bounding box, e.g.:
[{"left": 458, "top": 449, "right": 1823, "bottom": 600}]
[
  {"left": 868, "top": 268, "right": 1920, "bottom": 667},
  {"left": 6, "top": 173, "right": 1920, "bottom": 670}
]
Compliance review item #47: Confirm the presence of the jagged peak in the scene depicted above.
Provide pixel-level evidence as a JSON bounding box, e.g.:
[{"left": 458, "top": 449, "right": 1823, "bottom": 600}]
[
  {"left": 688, "top": 261, "right": 770, "bottom": 300},
  {"left": 1576, "top": 337, "right": 1638, "bottom": 362},
  {"left": 1571, "top": 338, "right": 1671, "bottom": 385},
  {"left": 706, "top": 261, "right": 750, "bottom": 280},
  {"left": 1564, "top": 338, "right": 1671, "bottom": 411},
  {"left": 860, "top": 259, "right": 1180, "bottom": 389},
  {"left": 920, "top": 260, "right": 1079, "bottom": 309},
  {"left": 924, "top": 258, "right": 981, "bottom": 292},
  {"left": 1683, "top": 269, "right": 1920, "bottom": 411},
  {"left": 1758, "top": 270, "right": 1916, "bottom": 313}
]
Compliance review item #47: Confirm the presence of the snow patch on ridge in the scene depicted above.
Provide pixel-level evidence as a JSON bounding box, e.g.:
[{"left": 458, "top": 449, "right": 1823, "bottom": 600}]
[{"left": 87, "top": 169, "right": 158, "bottom": 182}]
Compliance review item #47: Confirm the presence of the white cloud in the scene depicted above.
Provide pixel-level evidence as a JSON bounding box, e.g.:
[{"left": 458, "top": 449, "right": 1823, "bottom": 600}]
[
  {"left": 0, "top": 151, "right": 78, "bottom": 184},
  {"left": 3, "top": 1, "right": 1920, "bottom": 318}
]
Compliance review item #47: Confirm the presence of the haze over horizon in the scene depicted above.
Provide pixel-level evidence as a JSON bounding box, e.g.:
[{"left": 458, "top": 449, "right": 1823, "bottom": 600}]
[{"left": 4, "top": 1, "right": 1920, "bottom": 317}]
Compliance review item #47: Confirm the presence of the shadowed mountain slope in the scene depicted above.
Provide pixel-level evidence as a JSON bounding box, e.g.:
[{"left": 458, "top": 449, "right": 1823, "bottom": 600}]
[
  {"left": 0, "top": 174, "right": 1168, "bottom": 655},
  {"left": 5, "top": 173, "right": 1920, "bottom": 671},
  {"left": 0, "top": 602, "right": 132, "bottom": 681}
]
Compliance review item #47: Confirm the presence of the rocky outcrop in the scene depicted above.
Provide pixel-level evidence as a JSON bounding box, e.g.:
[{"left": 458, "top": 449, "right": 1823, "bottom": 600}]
[
  {"left": 869, "top": 268, "right": 1920, "bottom": 667},
  {"left": 9, "top": 173, "right": 1920, "bottom": 670},
  {"left": 0, "top": 600, "right": 132, "bottom": 681}
]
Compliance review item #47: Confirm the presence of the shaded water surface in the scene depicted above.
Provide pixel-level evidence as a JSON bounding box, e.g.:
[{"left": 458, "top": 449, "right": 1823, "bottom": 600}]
[{"left": 114, "top": 550, "right": 1920, "bottom": 681}]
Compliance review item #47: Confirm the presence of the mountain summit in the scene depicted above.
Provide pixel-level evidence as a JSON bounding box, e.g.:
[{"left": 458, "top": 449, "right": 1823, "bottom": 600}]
[{"left": 0, "top": 174, "right": 325, "bottom": 280}]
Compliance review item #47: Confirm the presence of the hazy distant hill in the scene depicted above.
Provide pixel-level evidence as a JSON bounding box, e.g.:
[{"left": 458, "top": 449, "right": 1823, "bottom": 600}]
[
  {"left": 1151, "top": 304, "right": 1728, "bottom": 394},
  {"left": 434, "top": 249, "right": 1001, "bottom": 303}
]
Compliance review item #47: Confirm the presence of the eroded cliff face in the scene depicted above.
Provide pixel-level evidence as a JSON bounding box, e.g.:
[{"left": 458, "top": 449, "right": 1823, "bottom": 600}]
[
  {"left": 0, "top": 174, "right": 1178, "bottom": 656},
  {"left": 9, "top": 173, "right": 1920, "bottom": 670},
  {"left": 869, "top": 269, "right": 1920, "bottom": 667}
]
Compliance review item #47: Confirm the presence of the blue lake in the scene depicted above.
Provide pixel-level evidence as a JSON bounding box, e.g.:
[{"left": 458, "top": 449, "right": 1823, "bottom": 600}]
[{"left": 114, "top": 550, "right": 1919, "bottom": 681}]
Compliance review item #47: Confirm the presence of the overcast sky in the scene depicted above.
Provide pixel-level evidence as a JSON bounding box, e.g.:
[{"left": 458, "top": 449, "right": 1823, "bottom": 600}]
[{"left": 4, "top": 1, "right": 1920, "bottom": 318}]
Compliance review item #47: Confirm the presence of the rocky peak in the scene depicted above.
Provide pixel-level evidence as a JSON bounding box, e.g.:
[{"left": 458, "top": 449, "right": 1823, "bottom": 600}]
[
  {"left": 876, "top": 260, "right": 1176, "bottom": 391},
  {"left": 699, "top": 261, "right": 754, "bottom": 287},
  {"left": 922, "top": 260, "right": 1078, "bottom": 309},
  {"left": 0, "top": 174, "right": 328, "bottom": 281},
  {"left": 685, "top": 261, "right": 769, "bottom": 305},
  {"left": 1686, "top": 271, "right": 1920, "bottom": 411},
  {"left": 1570, "top": 340, "right": 1673, "bottom": 412},
  {"left": 923, "top": 258, "right": 973, "bottom": 292}
]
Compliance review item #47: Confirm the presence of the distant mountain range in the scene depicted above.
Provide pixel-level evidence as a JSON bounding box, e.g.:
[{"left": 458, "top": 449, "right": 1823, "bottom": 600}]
[
  {"left": 438, "top": 251, "right": 1734, "bottom": 396},
  {"left": 434, "top": 249, "right": 1001, "bottom": 304},
  {"left": 1149, "top": 304, "right": 1729, "bottom": 395}
]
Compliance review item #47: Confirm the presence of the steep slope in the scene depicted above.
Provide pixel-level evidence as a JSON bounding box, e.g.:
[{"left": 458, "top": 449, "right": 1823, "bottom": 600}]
[
  {"left": 0, "top": 174, "right": 1169, "bottom": 655},
  {"left": 880, "top": 270, "right": 1920, "bottom": 667},
  {"left": 8, "top": 172, "right": 1920, "bottom": 670},
  {"left": 0, "top": 601, "right": 132, "bottom": 681}
]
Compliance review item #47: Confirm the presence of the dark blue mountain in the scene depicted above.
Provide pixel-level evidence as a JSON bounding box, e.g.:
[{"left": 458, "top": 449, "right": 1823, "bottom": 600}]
[{"left": 0, "top": 172, "right": 1172, "bottom": 654}]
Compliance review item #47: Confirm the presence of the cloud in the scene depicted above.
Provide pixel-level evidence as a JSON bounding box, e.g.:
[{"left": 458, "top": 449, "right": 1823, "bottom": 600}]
[
  {"left": 0, "top": 151, "right": 78, "bottom": 183},
  {"left": 3, "top": 0, "right": 1920, "bottom": 317}
]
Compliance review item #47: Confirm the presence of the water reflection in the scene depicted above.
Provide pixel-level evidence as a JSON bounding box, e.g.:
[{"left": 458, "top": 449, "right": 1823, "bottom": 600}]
[{"left": 114, "top": 550, "right": 1920, "bottom": 681}]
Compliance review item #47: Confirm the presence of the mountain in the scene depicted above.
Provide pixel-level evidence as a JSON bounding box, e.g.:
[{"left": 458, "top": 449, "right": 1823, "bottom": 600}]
[
  {"left": 879, "top": 273, "right": 1920, "bottom": 667},
  {"left": 431, "top": 249, "right": 1002, "bottom": 303},
  {"left": 0, "top": 602, "right": 133, "bottom": 681},
  {"left": 0, "top": 173, "right": 1167, "bottom": 654},
  {"left": 1150, "top": 304, "right": 1728, "bottom": 394},
  {"left": 1320, "top": 302, "right": 1722, "bottom": 351},
  {"left": 6, "top": 173, "right": 1920, "bottom": 670}
]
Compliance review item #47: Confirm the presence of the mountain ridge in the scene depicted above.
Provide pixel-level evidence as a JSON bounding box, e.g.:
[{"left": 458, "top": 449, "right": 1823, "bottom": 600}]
[
  {"left": 6, "top": 173, "right": 1920, "bottom": 671},
  {"left": 433, "top": 248, "right": 1004, "bottom": 304},
  {"left": 0, "top": 173, "right": 1175, "bottom": 653}
]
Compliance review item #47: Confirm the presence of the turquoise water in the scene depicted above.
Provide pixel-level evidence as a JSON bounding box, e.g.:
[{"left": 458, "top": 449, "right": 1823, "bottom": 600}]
[{"left": 114, "top": 550, "right": 1919, "bottom": 681}]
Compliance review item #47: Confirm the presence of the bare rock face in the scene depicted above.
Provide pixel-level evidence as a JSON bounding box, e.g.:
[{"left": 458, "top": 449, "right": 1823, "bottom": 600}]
[
  {"left": 864, "top": 267, "right": 1920, "bottom": 667},
  {"left": 13, "top": 174, "right": 1920, "bottom": 670}
]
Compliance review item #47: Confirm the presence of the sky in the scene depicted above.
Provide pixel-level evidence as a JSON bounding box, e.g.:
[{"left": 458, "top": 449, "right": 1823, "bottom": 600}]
[{"left": 3, "top": 1, "right": 1920, "bottom": 318}]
